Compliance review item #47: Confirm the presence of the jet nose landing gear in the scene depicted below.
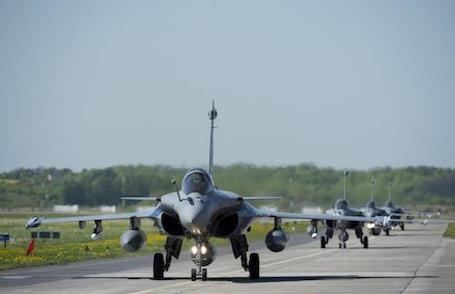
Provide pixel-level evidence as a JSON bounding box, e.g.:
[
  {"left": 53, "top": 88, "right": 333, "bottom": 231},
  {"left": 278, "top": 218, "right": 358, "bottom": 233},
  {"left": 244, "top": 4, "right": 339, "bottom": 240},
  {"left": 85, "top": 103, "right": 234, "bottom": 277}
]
[
  {"left": 190, "top": 242, "right": 215, "bottom": 281},
  {"left": 338, "top": 230, "right": 349, "bottom": 249}
]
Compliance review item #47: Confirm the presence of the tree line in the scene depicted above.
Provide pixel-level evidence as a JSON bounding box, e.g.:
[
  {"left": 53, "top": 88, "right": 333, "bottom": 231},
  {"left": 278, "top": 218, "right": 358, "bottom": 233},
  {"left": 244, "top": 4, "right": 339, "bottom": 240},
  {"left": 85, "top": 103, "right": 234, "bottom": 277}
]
[{"left": 0, "top": 164, "right": 454, "bottom": 210}]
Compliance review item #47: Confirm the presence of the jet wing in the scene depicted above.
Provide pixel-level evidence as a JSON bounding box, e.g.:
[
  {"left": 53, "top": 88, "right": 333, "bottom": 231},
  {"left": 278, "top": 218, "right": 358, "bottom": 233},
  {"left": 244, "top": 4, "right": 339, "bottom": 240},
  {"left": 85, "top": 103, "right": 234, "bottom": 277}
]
[
  {"left": 240, "top": 196, "right": 282, "bottom": 201},
  {"left": 254, "top": 208, "right": 384, "bottom": 224},
  {"left": 121, "top": 196, "right": 161, "bottom": 201},
  {"left": 26, "top": 208, "right": 160, "bottom": 228}
]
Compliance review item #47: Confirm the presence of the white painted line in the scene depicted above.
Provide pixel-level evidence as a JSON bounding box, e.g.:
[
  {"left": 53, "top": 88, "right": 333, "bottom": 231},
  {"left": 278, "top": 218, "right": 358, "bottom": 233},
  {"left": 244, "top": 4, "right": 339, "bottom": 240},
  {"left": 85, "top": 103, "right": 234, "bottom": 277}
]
[
  {"left": 261, "top": 250, "right": 328, "bottom": 268},
  {"left": 1, "top": 275, "right": 32, "bottom": 279},
  {"left": 129, "top": 281, "right": 194, "bottom": 294}
]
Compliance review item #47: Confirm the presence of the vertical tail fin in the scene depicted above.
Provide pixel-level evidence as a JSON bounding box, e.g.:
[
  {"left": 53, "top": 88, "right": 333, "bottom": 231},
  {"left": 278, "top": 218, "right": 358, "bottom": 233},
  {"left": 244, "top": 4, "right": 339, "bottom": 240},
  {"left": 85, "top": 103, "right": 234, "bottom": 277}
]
[
  {"left": 388, "top": 181, "right": 392, "bottom": 201},
  {"left": 343, "top": 169, "right": 349, "bottom": 200},
  {"left": 370, "top": 177, "right": 376, "bottom": 201},
  {"left": 208, "top": 100, "right": 217, "bottom": 176}
]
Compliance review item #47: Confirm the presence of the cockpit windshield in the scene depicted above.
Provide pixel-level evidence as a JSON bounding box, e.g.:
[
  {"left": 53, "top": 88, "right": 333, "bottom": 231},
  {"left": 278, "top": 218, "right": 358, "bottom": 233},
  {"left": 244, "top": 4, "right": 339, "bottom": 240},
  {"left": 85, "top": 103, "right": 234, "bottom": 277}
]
[
  {"left": 334, "top": 199, "right": 349, "bottom": 210},
  {"left": 366, "top": 200, "right": 376, "bottom": 209},
  {"left": 182, "top": 169, "right": 214, "bottom": 195}
]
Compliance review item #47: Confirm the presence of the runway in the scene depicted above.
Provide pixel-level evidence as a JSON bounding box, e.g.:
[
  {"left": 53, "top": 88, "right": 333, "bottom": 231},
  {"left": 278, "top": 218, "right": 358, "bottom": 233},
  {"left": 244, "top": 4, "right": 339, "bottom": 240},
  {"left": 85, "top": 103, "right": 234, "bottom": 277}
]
[{"left": 1, "top": 223, "right": 454, "bottom": 293}]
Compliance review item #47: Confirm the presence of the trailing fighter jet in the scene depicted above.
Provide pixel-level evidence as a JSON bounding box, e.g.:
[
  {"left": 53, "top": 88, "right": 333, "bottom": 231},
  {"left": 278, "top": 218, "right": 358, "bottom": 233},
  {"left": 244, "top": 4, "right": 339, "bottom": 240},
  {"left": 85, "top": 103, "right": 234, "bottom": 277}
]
[
  {"left": 26, "top": 102, "right": 389, "bottom": 281},
  {"left": 359, "top": 178, "right": 387, "bottom": 236},
  {"left": 380, "top": 181, "right": 405, "bottom": 233},
  {"left": 315, "top": 170, "right": 372, "bottom": 249}
]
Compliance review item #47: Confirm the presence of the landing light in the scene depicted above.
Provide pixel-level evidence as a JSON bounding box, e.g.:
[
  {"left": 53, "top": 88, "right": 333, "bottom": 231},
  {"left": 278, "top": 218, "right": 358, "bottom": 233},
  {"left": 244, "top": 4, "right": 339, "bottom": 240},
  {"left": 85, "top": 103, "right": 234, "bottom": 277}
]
[
  {"left": 366, "top": 223, "right": 375, "bottom": 229},
  {"left": 201, "top": 245, "right": 207, "bottom": 255},
  {"left": 191, "top": 246, "right": 198, "bottom": 255}
]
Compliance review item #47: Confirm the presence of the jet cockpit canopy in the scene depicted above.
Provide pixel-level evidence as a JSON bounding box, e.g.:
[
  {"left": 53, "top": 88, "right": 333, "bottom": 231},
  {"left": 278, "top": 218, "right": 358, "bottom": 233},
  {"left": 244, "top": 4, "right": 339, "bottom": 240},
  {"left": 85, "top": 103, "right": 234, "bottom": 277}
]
[
  {"left": 334, "top": 199, "right": 349, "bottom": 210},
  {"left": 385, "top": 200, "right": 394, "bottom": 208},
  {"left": 182, "top": 168, "right": 215, "bottom": 195},
  {"left": 366, "top": 200, "right": 376, "bottom": 209}
]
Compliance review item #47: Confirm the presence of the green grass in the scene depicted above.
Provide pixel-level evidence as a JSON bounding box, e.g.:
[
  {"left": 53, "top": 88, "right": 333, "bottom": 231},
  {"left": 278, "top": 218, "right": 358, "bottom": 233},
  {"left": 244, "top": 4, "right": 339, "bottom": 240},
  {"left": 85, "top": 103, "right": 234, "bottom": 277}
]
[
  {"left": 443, "top": 223, "right": 455, "bottom": 238},
  {"left": 0, "top": 212, "right": 308, "bottom": 271}
]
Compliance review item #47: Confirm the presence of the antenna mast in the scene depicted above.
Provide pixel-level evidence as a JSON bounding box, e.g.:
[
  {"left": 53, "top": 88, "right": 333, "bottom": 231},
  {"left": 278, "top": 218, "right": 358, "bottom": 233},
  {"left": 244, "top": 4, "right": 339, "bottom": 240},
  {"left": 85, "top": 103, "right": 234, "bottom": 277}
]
[
  {"left": 208, "top": 100, "right": 217, "bottom": 176},
  {"left": 343, "top": 170, "right": 349, "bottom": 200},
  {"left": 388, "top": 181, "right": 392, "bottom": 201},
  {"left": 370, "top": 177, "right": 376, "bottom": 201}
]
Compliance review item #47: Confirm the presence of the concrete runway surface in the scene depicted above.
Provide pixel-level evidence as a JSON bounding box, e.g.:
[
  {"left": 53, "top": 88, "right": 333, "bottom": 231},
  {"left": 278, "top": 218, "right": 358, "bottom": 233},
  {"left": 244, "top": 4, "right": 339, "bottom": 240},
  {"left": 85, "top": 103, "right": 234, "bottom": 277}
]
[{"left": 1, "top": 223, "right": 454, "bottom": 294}]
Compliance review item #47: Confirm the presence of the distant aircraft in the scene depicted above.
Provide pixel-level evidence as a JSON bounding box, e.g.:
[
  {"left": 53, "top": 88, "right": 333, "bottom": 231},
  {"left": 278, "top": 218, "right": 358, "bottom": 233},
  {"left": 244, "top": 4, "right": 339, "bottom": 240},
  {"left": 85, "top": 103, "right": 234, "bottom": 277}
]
[
  {"left": 359, "top": 178, "right": 387, "bottom": 236},
  {"left": 26, "top": 102, "right": 389, "bottom": 281},
  {"left": 314, "top": 170, "right": 374, "bottom": 249},
  {"left": 380, "top": 181, "right": 405, "bottom": 234}
]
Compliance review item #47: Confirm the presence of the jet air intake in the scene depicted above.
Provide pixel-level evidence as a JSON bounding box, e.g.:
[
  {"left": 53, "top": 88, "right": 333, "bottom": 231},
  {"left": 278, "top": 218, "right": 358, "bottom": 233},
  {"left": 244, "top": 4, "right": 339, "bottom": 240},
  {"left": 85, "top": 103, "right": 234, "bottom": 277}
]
[{"left": 120, "top": 229, "right": 147, "bottom": 252}]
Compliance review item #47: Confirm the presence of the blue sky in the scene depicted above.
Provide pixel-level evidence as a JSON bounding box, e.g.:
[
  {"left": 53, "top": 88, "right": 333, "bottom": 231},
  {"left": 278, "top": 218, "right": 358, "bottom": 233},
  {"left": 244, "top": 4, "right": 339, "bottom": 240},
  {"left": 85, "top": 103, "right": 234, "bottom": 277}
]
[{"left": 1, "top": 1, "right": 454, "bottom": 171}]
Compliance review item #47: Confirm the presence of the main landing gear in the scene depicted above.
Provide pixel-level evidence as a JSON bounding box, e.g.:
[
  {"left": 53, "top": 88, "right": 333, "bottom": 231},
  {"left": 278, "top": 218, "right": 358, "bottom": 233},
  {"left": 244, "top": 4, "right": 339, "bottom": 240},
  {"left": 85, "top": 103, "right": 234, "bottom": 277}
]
[
  {"left": 384, "top": 227, "right": 390, "bottom": 236},
  {"left": 230, "top": 234, "right": 260, "bottom": 279},
  {"left": 153, "top": 237, "right": 182, "bottom": 280},
  {"left": 355, "top": 227, "right": 369, "bottom": 249},
  {"left": 320, "top": 228, "right": 333, "bottom": 248}
]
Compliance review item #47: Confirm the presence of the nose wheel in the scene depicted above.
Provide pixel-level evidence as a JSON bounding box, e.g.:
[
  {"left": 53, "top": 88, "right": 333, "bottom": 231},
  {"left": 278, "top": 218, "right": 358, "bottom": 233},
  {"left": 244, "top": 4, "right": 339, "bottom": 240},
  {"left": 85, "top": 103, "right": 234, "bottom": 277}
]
[{"left": 190, "top": 267, "right": 208, "bottom": 281}]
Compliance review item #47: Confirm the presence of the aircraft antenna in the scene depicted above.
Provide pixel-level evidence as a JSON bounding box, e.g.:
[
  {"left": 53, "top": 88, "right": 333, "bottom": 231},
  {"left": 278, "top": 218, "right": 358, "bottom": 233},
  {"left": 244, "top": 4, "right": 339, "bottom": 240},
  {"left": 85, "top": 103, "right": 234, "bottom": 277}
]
[
  {"left": 370, "top": 177, "right": 376, "bottom": 201},
  {"left": 172, "top": 179, "right": 183, "bottom": 202},
  {"left": 208, "top": 100, "right": 217, "bottom": 176},
  {"left": 388, "top": 181, "right": 392, "bottom": 201},
  {"left": 343, "top": 169, "right": 349, "bottom": 200}
]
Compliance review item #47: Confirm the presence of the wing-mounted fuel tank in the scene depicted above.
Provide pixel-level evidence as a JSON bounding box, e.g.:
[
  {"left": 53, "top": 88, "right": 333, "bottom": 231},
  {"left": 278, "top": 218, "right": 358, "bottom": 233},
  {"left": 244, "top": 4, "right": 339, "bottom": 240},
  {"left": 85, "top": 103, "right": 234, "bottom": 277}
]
[
  {"left": 265, "top": 218, "right": 289, "bottom": 252},
  {"left": 120, "top": 229, "right": 147, "bottom": 252},
  {"left": 370, "top": 227, "right": 382, "bottom": 236},
  {"left": 120, "top": 217, "right": 147, "bottom": 252}
]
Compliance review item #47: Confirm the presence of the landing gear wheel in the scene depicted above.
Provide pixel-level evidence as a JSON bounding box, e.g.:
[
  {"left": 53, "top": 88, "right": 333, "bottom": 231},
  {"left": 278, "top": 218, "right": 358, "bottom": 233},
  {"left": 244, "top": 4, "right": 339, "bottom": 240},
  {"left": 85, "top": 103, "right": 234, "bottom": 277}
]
[
  {"left": 363, "top": 236, "right": 369, "bottom": 248},
  {"left": 385, "top": 228, "right": 390, "bottom": 236},
  {"left": 191, "top": 268, "right": 197, "bottom": 281},
  {"left": 321, "top": 236, "right": 326, "bottom": 248},
  {"left": 344, "top": 243, "right": 347, "bottom": 249},
  {"left": 153, "top": 253, "right": 164, "bottom": 280},
  {"left": 400, "top": 223, "right": 405, "bottom": 231},
  {"left": 249, "top": 253, "right": 260, "bottom": 279},
  {"left": 338, "top": 242, "right": 342, "bottom": 249},
  {"left": 202, "top": 268, "right": 207, "bottom": 281}
]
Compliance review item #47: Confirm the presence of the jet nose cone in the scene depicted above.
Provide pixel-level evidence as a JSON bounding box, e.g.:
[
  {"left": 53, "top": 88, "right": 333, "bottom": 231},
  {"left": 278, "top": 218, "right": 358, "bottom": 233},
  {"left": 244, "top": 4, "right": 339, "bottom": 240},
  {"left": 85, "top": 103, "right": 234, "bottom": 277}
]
[{"left": 179, "top": 194, "right": 209, "bottom": 234}]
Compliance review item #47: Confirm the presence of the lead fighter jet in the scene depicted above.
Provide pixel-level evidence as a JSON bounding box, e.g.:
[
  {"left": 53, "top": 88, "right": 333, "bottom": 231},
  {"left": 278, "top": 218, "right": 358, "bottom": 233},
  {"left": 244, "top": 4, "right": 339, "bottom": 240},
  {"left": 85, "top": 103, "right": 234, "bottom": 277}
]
[{"left": 26, "top": 102, "right": 389, "bottom": 281}]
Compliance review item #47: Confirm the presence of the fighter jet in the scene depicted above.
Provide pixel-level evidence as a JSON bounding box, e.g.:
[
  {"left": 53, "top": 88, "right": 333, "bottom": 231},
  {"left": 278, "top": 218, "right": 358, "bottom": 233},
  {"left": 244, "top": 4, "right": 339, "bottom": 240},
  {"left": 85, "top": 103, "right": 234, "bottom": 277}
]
[
  {"left": 380, "top": 181, "right": 405, "bottom": 233},
  {"left": 360, "top": 178, "right": 387, "bottom": 236},
  {"left": 26, "top": 102, "right": 389, "bottom": 281},
  {"left": 315, "top": 170, "right": 372, "bottom": 249}
]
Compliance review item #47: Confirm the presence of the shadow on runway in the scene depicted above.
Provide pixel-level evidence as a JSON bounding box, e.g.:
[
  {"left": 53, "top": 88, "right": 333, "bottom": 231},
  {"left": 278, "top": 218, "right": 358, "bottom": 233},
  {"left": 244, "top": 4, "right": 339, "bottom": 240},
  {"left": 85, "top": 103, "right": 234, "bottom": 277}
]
[
  {"left": 349, "top": 246, "right": 436, "bottom": 250},
  {"left": 73, "top": 274, "right": 437, "bottom": 283},
  {"left": 226, "top": 274, "right": 437, "bottom": 284}
]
